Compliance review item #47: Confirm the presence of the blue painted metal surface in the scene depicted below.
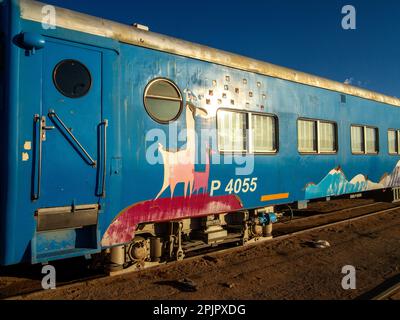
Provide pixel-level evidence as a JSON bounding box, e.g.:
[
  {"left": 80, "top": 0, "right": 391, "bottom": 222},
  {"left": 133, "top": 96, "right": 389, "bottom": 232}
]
[
  {"left": 20, "top": 32, "right": 45, "bottom": 54},
  {"left": 40, "top": 40, "right": 102, "bottom": 207},
  {"left": 1, "top": 0, "right": 400, "bottom": 265}
]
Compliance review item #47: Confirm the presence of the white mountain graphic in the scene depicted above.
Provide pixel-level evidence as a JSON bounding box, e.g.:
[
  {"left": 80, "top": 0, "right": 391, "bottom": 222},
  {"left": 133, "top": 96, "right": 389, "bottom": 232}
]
[{"left": 305, "top": 161, "right": 400, "bottom": 199}]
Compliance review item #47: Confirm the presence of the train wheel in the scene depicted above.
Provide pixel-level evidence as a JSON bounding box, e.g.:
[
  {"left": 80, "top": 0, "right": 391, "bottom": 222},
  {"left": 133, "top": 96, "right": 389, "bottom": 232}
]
[{"left": 127, "top": 236, "right": 148, "bottom": 267}]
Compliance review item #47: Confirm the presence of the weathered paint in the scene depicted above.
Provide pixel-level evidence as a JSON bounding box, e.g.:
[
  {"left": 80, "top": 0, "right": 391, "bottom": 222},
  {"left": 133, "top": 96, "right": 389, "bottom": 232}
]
[
  {"left": 2, "top": 0, "right": 400, "bottom": 266},
  {"left": 155, "top": 103, "right": 202, "bottom": 199},
  {"left": 101, "top": 194, "right": 243, "bottom": 246},
  {"left": 305, "top": 161, "right": 400, "bottom": 199},
  {"left": 19, "top": 0, "right": 400, "bottom": 107}
]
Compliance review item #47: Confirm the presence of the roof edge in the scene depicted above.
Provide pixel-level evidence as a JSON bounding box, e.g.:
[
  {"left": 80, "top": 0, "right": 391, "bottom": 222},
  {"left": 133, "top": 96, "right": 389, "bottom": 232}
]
[{"left": 20, "top": 0, "right": 400, "bottom": 107}]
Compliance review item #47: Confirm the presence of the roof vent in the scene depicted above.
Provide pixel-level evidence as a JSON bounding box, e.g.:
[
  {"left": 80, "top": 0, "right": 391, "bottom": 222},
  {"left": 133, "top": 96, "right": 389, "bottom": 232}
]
[{"left": 132, "top": 23, "right": 149, "bottom": 31}]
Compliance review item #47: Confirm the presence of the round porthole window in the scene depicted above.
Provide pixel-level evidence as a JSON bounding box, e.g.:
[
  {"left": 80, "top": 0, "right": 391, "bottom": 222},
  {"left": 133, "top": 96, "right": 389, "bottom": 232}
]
[
  {"left": 144, "top": 78, "right": 183, "bottom": 123},
  {"left": 53, "top": 59, "right": 92, "bottom": 98}
]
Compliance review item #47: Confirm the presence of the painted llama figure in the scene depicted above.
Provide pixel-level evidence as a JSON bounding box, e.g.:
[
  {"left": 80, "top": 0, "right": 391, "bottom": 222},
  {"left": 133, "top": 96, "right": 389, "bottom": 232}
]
[
  {"left": 192, "top": 144, "right": 214, "bottom": 194},
  {"left": 155, "top": 92, "right": 208, "bottom": 199}
]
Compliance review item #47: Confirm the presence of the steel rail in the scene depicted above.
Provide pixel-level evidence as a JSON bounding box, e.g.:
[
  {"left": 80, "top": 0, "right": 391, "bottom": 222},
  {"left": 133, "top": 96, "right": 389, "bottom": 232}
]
[
  {"left": 372, "top": 282, "right": 400, "bottom": 300},
  {"left": 4, "top": 203, "right": 400, "bottom": 300},
  {"left": 279, "top": 202, "right": 381, "bottom": 225},
  {"left": 267, "top": 205, "right": 400, "bottom": 244}
]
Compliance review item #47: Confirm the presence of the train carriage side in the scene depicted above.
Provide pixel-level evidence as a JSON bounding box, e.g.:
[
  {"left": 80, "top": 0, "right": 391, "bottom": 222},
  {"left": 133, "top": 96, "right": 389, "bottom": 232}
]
[
  {"left": 1, "top": 0, "right": 400, "bottom": 267},
  {"left": 118, "top": 45, "right": 400, "bottom": 216},
  {"left": 101, "top": 44, "right": 400, "bottom": 260}
]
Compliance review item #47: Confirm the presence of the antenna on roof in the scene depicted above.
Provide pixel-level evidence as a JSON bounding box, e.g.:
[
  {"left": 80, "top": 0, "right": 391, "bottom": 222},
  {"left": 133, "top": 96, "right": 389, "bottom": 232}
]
[{"left": 132, "top": 23, "right": 149, "bottom": 31}]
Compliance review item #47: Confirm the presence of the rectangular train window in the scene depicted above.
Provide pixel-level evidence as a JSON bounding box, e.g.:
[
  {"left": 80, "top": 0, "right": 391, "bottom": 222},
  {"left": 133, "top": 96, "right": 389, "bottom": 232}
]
[
  {"left": 298, "top": 119, "right": 337, "bottom": 154},
  {"left": 351, "top": 125, "right": 379, "bottom": 154},
  {"left": 217, "top": 110, "right": 247, "bottom": 152},
  {"left": 251, "top": 114, "right": 277, "bottom": 153},
  {"left": 388, "top": 129, "right": 399, "bottom": 154}
]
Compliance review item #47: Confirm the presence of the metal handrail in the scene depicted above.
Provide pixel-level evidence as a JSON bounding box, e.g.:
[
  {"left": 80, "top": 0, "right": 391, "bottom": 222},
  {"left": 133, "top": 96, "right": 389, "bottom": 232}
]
[
  {"left": 48, "top": 110, "right": 97, "bottom": 167},
  {"left": 32, "top": 114, "right": 42, "bottom": 200},
  {"left": 99, "top": 119, "right": 108, "bottom": 198}
]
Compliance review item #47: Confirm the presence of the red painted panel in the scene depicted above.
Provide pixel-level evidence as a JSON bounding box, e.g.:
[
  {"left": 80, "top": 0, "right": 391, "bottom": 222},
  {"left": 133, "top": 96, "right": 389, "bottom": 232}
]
[{"left": 101, "top": 194, "right": 243, "bottom": 246}]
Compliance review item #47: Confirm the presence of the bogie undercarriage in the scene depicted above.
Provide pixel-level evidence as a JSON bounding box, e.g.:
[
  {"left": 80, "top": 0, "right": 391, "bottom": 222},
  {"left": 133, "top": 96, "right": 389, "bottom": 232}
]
[
  {"left": 106, "top": 207, "right": 278, "bottom": 272},
  {"left": 103, "top": 188, "right": 400, "bottom": 273}
]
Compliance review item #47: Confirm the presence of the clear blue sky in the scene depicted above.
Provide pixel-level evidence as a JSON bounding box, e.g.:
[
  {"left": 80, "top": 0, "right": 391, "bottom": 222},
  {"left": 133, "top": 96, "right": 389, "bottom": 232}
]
[{"left": 44, "top": 0, "right": 400, "bottom": 97}]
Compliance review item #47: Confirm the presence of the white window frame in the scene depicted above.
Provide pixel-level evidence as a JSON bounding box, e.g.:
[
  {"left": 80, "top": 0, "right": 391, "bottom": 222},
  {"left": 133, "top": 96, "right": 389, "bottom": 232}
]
[{"left": 297, "top": 118, "right": 337, "bottom": 154}]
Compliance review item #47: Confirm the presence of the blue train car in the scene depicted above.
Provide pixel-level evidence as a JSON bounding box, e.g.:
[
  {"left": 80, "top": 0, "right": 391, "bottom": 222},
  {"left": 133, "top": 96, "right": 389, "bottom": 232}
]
[{"left": 1, "top": 0, "right": 400, "bottom": 268}]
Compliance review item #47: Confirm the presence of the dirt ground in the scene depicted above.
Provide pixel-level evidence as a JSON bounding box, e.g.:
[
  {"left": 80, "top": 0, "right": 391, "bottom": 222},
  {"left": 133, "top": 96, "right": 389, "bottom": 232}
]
[{"left": 13, "top": 203, "right": 400, "bottom": 300}]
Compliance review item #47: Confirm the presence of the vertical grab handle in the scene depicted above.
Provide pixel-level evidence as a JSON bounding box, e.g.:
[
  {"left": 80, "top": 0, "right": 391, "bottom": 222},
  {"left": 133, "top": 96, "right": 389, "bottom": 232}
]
[
  {"left": 99, "top": 119, "right": 108, "bottom": 198},
  {"left": 32, "top": 114, "right": 42, "bottom": 200}
]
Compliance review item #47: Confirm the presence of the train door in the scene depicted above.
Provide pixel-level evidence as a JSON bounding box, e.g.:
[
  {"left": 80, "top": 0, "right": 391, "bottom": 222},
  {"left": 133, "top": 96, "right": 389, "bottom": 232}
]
[{"left": 33, "top": 39, "right": 106, "bottom": 225}]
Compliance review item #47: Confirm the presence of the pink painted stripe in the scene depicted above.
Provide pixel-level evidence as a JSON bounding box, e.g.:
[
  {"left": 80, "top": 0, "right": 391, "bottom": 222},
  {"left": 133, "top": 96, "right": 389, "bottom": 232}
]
[{"left": 101, "top": 194, "right": 243, "bottom": 246}]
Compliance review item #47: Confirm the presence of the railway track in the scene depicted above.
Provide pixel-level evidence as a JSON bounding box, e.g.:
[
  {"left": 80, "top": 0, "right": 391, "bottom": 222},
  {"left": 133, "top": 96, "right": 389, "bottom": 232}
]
[
  {"left": 372, "top": 282, "right": 400, "bottom": 300},
  {"left": 355, "top": 273, "right": 400, "bottom": 300},
  {"left": 272, "top": 202, "right": 398, "bottom": 240},
  {"left": 2, "top": 200, "right": 400, "bottom": 300}
]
